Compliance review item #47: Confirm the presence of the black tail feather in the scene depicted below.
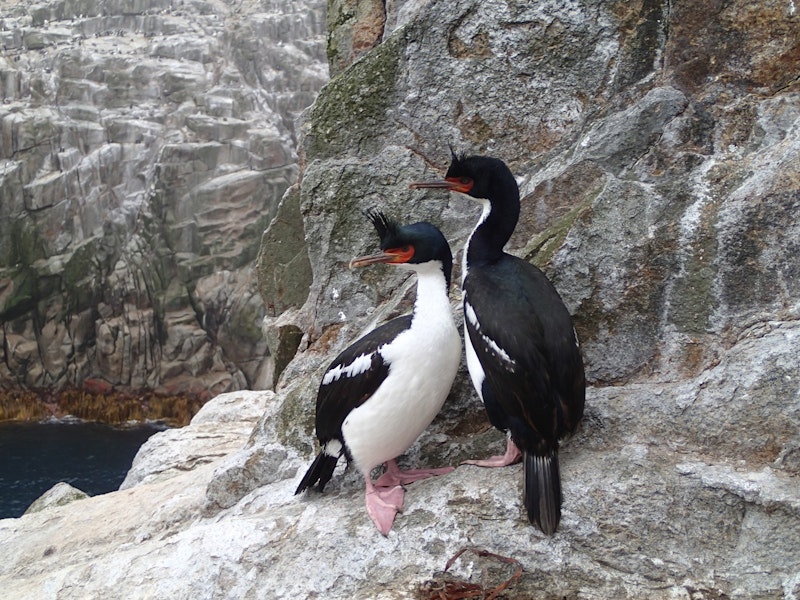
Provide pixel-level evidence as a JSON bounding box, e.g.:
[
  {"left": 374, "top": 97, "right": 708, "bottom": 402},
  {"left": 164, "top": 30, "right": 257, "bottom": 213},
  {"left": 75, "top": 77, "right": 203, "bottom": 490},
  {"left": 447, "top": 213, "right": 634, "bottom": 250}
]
[
  {"left": 523, "top": 450, "right": 562, "bottom": 535},
  {"left": 295, "top": 452, "right": 338, "bottom": 495}
]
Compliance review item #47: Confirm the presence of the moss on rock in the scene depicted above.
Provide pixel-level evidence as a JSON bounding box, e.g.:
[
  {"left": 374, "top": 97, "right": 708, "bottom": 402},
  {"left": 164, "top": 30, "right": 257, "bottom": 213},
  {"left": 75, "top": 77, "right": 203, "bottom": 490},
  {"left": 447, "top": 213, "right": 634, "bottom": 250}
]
[
  {"left": 304, "top": 31, "right": 402, "bottom": 160},
  {"left": 256, "top": 185, "right": 313, "bottom": 316}
]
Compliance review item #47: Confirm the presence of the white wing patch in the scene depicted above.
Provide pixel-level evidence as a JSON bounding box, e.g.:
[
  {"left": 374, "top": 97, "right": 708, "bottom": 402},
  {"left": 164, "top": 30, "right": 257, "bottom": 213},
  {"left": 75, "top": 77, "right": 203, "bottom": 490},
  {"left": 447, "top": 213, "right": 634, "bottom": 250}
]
[
  {"left": 322, "top": 352, "right": 375, "bottom": 385},
  {"left": 465, "top": 301, "right": 479, "bottom": 329},
  {"left": 484, "top": 335, "right": 516, "bottom": 370},
  {"left": 464, "top": 325, "right": 486, "bottom": 401},
  {"left": 324, "top": 439, "right": 343, "bottom": 457},
  {"left": 465, "top": 300, "right": 516, "bottom": 372}
]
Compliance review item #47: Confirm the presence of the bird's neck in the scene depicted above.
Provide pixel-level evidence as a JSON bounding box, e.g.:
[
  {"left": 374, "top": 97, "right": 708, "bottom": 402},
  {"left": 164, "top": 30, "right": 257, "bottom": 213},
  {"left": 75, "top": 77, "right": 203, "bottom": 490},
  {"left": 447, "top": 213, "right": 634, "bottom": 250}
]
[
  {"left": 464, "top": 193, "right": 520, "bottom": 274},
  {"left": 410, "top": 263, "right": 454, "bottom": 329}
]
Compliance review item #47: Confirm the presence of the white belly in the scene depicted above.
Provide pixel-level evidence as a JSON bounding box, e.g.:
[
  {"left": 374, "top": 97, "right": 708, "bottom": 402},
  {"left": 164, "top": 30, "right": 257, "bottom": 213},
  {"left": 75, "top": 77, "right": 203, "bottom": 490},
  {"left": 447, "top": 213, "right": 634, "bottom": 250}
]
[{"left": 341, "top": 322, "right": 461, "bottom": 475}]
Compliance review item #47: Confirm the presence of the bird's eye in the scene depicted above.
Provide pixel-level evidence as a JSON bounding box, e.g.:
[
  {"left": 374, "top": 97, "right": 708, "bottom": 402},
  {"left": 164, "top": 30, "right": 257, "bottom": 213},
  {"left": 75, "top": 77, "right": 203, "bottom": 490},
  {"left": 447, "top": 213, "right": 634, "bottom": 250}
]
[
  {"left": 460, "top": 177, "right": 472, "bottom": 185},
  {"left": 401, "top": 245, "right": 411, "bottom": 253}
]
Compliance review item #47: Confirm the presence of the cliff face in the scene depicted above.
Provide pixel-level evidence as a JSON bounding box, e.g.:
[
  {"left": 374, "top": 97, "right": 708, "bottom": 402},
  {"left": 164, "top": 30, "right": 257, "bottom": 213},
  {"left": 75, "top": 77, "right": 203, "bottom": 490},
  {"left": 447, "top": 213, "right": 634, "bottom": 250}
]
[
  {"left": 253, "top": 0, "right": 800, "bottom": 594},
  {"left": 0, "top": 0, "right": 327, "bottom": 398},
  {"left": 1, "top": 0, "right": 799, "bottom": 598}
]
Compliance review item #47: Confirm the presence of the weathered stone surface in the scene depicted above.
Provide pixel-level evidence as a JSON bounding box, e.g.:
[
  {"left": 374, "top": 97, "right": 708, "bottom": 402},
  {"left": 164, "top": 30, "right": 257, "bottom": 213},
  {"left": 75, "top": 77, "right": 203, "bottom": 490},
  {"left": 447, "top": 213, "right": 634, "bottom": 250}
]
[
  {"left": 2, "top": 0, "right": 800, "bottom": 598},
  {"left": 256, "top": 184, "right": 312, "bottom": 318},
  {"left": 1, "top": 324, "right": 798, "bottom": 598},
  {"left": 252, "top": 0, "right": 799, "bottom": 595},
  {"left": 326, "top": 0, "right": 387, "bottom": 75},
  {"left": 0, "top": 0, "right": 328, "bottom": 398},
  {"left": 23, "top": 482, "right": 88, "bottom": 515},
  {"left": 120, "top": 389, "right": 274, "bottom": 490}
]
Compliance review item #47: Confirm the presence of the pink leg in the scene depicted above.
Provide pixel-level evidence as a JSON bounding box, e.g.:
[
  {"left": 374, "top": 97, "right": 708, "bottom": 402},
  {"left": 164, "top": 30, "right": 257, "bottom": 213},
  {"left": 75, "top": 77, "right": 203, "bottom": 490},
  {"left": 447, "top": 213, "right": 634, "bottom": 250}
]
[
  {"left": 373, "top": 459, "right": 455, "bottom": 487},
  {"left": 463, "top": 437, "right": 522, "bottom": 467},
  {"left": 364, "top": 477, "right": 404, "bottom": 535}
]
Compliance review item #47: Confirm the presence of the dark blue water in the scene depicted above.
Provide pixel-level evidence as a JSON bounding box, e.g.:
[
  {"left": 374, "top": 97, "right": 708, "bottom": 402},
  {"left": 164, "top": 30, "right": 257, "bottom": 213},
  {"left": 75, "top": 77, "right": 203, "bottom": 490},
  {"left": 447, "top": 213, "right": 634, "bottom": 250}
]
[{"left": 0, "top": 420, "right": 165, "bottom": 519}]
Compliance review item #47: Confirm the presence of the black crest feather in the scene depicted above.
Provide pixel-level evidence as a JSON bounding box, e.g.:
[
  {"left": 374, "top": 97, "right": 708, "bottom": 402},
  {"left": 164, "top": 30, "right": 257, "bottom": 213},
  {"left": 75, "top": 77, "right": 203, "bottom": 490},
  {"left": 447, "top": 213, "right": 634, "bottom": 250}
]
[
  {"left": 363, "top": 209, "right": 400, "bottom": 249},
  {"left": 445, "top": 149, "right": 469, "bottom": 178},
  {"left": 447, "top": 143, "right": 458, "bottom": 162}
]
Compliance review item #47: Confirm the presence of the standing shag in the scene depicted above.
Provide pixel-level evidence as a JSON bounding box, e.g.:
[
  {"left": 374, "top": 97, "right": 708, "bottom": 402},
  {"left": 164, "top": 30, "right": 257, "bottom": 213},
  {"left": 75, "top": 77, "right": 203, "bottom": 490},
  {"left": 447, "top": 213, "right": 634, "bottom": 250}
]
[
  {"left": 411, "top": 154, "right": 585, "bottom": 535},
  {"left": 295, "top": 210, "right": 461, "bottom": 535}
]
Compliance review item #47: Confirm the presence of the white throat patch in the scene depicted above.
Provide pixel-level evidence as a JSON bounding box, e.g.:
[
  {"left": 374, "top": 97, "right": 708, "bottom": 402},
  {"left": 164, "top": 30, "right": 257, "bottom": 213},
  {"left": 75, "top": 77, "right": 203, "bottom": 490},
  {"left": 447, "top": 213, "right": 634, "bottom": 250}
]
[{"left": 462, "top": 198, "right": 491, "bottom": 285}]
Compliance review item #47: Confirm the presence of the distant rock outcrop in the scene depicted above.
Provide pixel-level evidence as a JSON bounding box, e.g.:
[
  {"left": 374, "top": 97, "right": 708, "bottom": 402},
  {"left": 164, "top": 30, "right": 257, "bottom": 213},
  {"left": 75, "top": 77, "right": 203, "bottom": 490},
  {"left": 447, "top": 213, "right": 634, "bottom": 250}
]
[
  {"left": 23, "top": 481, "right": 87, "bottom": 515},
  {"left": 0, "top": 0, "right": 327, "bottom": 399}
]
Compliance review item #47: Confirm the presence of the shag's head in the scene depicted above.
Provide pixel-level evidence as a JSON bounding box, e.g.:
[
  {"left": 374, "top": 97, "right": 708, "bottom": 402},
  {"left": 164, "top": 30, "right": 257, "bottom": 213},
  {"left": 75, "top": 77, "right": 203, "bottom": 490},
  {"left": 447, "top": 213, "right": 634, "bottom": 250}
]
[
  {"left": 350, "top": 210, "right": 453, "bottom": 288},
  {"left": 409, "top": 151, "right": 519, "bottom": 204}
]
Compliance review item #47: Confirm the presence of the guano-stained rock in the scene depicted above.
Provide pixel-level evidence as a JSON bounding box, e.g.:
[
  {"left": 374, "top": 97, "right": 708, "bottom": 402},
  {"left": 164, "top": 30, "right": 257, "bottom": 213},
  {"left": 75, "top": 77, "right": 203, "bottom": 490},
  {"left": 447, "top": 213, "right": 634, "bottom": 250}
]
[
  {"left": 1, "top": 0, "right": 799, "bottom": 598},
  {"left": 0, "top": 0, "right": 328, "bottom": 398}
]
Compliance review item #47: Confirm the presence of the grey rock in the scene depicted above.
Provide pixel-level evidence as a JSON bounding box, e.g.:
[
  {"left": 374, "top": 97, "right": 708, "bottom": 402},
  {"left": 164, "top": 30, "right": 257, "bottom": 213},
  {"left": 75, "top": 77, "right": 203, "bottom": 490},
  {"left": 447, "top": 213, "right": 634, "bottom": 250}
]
[
  {"left": 255, "top": 0, "right": 800, "bottom": 595},
  {"left": 23, "top": 482, "right": 89, "bottom": 515},
  {"left": 2, "top": 0, "right": 800, "bottom": 598},
  {"left": 574, "top": 86, "right": 689, "bottom": 174},
  {"left": 326, "top": 0, "right": 387, "bottom": 76},
  {"left": 0, "top": 0, "right": 328, "bottom": 397},
  {"left": 256, "top": 182, "right": 312, "bottom": 384},
  {"left": 2, "top": 324, "right": 798, "bottom": 598},
  {"left": 119, "top": 389, "right": 273, "bottom": 490}
]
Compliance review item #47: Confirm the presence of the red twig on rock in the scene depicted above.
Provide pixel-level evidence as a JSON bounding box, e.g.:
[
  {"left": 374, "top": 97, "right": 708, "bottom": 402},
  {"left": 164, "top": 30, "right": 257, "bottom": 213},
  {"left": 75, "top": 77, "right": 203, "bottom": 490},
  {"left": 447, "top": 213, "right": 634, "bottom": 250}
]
[{"left": 418, "top": 546, "right": 524, "bottom": 600}]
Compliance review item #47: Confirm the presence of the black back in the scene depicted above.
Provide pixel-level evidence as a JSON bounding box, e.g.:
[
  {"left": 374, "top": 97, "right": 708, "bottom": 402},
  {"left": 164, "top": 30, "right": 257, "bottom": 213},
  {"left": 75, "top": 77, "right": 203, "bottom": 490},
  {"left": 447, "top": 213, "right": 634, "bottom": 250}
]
[{"left": 464, "top": 245, "right": 585, "bottom": 454}]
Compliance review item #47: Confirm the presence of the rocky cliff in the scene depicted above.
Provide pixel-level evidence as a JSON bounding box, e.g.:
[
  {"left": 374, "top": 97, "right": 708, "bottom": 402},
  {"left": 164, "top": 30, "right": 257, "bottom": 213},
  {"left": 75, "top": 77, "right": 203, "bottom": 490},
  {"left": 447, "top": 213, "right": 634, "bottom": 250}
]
[
  {"left": 1, "top": 0, "right": 799, "bottom": 598},
  {"left": 0, "top": 0, "right": 327, "bottom": 402}
]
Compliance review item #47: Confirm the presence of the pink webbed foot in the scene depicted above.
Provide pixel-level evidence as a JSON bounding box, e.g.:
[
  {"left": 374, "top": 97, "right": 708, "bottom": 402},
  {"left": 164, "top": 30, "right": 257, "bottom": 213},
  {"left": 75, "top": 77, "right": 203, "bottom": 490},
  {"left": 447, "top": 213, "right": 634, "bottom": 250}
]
[
  {"left": 373, "top": 459, "right": 455, "bottom": 487},
  {"left": 365, "top": 478, "right": 405, "bottom": 535},
  {"left": 463, "top": 438, "right": 522, "bottom": 467}
]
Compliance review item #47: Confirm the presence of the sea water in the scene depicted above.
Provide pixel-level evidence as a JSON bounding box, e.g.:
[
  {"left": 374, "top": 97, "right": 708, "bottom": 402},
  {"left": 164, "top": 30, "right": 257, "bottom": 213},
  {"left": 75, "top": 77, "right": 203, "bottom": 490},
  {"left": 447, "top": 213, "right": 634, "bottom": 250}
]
[{"left": 0, "top": 419, "right": 165, "bottom": 519}]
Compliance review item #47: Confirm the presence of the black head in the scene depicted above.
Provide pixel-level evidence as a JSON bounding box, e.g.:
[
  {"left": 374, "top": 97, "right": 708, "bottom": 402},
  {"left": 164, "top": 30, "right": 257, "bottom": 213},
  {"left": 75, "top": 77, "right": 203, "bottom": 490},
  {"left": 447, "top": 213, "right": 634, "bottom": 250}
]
[
  {"left": 446, "top": 153, "right": 519, "bottom": 201},
  {"left": 410, "top": 152, "right": 520, "bottom": 205},
  {"left": 350, "top": 210, "right": 454, "bottom": 288},
  {"left": 410, "top": 152, "right": 522, "bottom": 262}
]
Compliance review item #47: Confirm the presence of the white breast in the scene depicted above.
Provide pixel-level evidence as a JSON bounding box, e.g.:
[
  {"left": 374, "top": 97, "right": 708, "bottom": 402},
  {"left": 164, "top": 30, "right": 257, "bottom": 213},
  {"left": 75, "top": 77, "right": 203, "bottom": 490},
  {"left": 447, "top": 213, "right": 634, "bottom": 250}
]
[{"left": 341, "top": 264, "right": 461, "bottom": 475}]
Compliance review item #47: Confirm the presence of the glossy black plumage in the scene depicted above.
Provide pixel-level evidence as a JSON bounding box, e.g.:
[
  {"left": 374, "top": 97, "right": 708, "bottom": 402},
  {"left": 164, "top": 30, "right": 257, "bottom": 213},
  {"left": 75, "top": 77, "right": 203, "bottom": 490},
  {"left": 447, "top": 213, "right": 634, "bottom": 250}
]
[
  {"left": 412, "top": 153, "right": 585, "bottom": 535},
  {"left": 464, "top": 252, "right": 583, "bottom": 534},
  {"left": 464, "top": 257, "right": 584, "bottom": 448}
]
